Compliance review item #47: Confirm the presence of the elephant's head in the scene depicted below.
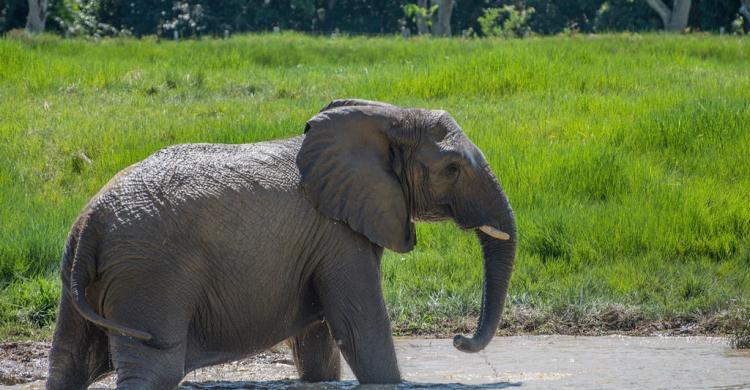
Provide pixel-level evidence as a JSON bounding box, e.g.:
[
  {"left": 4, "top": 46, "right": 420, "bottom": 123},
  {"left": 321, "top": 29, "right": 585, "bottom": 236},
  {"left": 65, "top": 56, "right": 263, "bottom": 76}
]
[{"left": 297, "top": 99, "right": 517, "bottom": 353}]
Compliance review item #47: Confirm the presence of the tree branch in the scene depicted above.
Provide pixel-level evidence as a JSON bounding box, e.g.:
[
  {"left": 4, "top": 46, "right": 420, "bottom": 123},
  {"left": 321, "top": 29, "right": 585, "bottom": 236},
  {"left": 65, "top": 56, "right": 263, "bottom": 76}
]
[
  {"left": 741, "top": 0, "right": 750, "bottom": 24},
  {"left": 416, "top": 0, "right": 430, "bottom": 35},
  {"left": 645, "top": 0, "right": 671, "bottom": 27}
]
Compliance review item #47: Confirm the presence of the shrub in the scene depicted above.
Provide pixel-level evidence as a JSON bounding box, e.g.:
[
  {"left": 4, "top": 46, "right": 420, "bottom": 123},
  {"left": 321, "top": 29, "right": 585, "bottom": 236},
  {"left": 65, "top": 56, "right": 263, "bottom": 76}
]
[{"left": 478, "top": 5, "right": 535, "bottom": 38}]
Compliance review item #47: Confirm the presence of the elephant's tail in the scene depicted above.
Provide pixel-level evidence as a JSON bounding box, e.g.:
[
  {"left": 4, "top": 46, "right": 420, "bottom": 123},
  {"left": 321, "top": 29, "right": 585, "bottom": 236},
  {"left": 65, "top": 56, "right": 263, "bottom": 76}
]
[{"left": 69, "top": 216, "right": 153, "bottom": 342}]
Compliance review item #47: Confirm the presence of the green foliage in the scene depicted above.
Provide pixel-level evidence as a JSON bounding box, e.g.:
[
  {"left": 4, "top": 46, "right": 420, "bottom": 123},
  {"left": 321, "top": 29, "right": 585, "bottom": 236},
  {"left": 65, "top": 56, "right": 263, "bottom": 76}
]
[
  {"left": 159, "top": 1, "right": 207, "bottom": 38},
  {"left": 2, "top": 0, "right": 747, "bottom": 37},
  {"left": 731, "top": 14, "right": 745, "bottom": 35},
  {"left": 0, "top": 277, "right": 59, "bottom": 331},
  {"left": 0, "top": 34, "right": 749, "bottom": 338},
  {"left": 478, "top": 5, "right": 535, "bottom": 38},
  {"left": 403, "top": 3, "right": 440, "bottom": 20},
  {"left": 594, "top": 0, "right": 662, "bottom": 32},
  {"left": 690, "top": 0, "right": 746, "bottom": 33},
  {"left": 403, "top": 2, "right": 440, "bottom": 29},
  {"left": 477, "top": 7, "right": 502, "bottom": 37},
  {"left": 520, "top": 0, "right": 600, "bottom": 34},
  {"left": 54, "top": 0, "right": 124, "bottom": 37},
  {"left": 0, "top": 0, "right": 27, "bottom": 32}
]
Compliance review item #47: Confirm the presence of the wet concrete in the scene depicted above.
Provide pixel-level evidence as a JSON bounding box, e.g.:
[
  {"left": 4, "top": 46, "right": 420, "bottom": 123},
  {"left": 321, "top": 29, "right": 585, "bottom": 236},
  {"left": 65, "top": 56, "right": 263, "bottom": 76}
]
[{"left": 7, "top": 335, "right": 750, "bottom": 389}]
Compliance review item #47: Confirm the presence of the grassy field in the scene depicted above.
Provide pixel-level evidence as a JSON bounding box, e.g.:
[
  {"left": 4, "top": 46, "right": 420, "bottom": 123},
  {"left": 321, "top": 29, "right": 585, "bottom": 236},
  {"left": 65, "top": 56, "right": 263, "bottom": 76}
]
[{"left": 1, "top": 33, "right": 749, "bottom": 340}]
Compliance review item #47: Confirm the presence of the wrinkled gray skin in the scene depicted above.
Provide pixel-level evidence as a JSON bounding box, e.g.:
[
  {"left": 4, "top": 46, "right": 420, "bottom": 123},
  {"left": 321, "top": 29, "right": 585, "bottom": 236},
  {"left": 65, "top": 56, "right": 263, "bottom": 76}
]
[{"left": 46, "top": 99, "right": 517, "bottom": 389}]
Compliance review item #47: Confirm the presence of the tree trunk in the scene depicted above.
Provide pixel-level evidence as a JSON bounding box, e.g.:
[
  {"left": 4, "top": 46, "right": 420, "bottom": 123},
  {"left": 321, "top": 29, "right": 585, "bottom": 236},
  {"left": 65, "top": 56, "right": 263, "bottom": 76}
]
[
  {"left": 667, "top": 0, "right": 691, "bottom": 32},
  {"left": 431, "top": 0, "right": 453, "bottom": 37},
  {"left": 25, "top": 0, "right": 47, "bottom": 34},
  {"left": 740, "top": 0, "right": 750, "bottom": 25},
  {"left": 645, "top": 0, "right": 691, "bottom": 32},
  {"left": 416, "top": 0, "right": 430, "bottom": 35}
]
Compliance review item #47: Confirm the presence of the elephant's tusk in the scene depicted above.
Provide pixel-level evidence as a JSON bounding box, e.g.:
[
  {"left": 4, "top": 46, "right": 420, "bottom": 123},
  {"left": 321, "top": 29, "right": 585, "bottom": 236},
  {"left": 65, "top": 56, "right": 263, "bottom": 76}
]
[{"left": 479, "top": 225, "right": 510, "bottom": 240}]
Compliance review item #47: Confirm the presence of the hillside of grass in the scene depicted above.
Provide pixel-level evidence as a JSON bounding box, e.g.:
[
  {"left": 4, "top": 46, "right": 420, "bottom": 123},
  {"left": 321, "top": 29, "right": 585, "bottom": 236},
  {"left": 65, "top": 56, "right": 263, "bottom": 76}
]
[{"left": 1, "top": 33, "right": 749, "bottom": 340}]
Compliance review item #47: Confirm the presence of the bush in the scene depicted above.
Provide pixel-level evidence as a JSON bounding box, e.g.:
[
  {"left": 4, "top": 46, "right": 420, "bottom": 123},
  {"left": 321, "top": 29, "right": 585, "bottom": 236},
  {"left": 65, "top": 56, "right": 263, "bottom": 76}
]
[
  {"left": 594, "top": 0, "right": 661, "bottom": 32},
  {"left": 522, "top": 0, "right": 601, "bottom": 34},
  {"left": 478, "top": 5, "right": 535, "bottom": 38},
  {"left": 0, "top": 278, "right": 60, "bottom": 329},
  {"left": 2, "top": 0, "right": 748, "bottom": 37},
  {"left": 0, "top": 0, "right": 27, "bottom": 33},
  {"left": 159, "top": 1, "right": 207, "bottom": 38},
  {"left": 54, "top": 0, "right": 124, "bottom": 37},
  {"left": 690, "top": 0, "right": 744, "bottom": 33}
]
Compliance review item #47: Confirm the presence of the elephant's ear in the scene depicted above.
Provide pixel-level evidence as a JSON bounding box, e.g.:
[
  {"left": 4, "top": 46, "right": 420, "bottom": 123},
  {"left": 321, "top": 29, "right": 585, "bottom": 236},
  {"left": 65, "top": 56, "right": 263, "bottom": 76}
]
[
  {"left": 297, "top": 105, "right": 416, "bottom": 253},
  {"left": 304, "top": 99, "right": 400, "bottom": 133}
]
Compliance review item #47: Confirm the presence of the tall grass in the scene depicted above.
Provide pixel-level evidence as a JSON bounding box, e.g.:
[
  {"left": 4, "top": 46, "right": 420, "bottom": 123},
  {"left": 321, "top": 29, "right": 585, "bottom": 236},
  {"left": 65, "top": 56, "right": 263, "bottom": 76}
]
[{"left": 1, "top": 33, "right": 748, "bottom": 338}]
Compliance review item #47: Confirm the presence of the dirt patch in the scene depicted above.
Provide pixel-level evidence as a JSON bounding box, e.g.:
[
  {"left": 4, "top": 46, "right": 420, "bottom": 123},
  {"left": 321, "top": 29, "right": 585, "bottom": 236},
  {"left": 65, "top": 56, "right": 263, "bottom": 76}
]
[
  {"left": 2, "top": 336, "right": 749, "bottom": 389},
  {"left": 392, "top": 305, "right": 750, "bottom": 339},
  {"left": 0, "top": 341, "right": 294, "bottom": 387},
  {"left": 3, "top": 304, "right": 748, "bottom": 386},
  {"left": 0, "top": 341, "right": 49, "bottom": 385}
]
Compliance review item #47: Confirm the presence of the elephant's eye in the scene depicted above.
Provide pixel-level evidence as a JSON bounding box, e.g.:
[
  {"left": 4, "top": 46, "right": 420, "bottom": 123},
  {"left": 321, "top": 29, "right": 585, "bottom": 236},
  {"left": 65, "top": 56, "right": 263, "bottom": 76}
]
[{"left": 443, "top": 163, "right": 460, "bottom": 179}]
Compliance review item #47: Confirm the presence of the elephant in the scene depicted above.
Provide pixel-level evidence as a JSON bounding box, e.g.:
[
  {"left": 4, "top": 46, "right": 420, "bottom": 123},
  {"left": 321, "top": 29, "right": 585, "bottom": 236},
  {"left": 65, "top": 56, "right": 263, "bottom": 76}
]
[{"left": 46, "top": 99, "right": 517, "bottom": 389}]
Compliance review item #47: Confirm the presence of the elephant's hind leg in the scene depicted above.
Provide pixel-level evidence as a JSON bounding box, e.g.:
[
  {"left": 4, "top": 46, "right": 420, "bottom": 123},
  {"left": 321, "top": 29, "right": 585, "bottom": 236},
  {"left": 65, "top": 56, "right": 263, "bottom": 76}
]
[
  {"left": 47, "top": 293, "right": 112, "bottom": 390},
  {"left": 288, "top": 320, "right": 341, "bottom": 382},
  {"left": 109, "top": 334, "right": 187, "bottom": 390},
  {"left": 103, "top": 280, "right": 193, "bottom": 389},
  {"left": 105, "top": 304, "right": 189, "bottom": 389}
]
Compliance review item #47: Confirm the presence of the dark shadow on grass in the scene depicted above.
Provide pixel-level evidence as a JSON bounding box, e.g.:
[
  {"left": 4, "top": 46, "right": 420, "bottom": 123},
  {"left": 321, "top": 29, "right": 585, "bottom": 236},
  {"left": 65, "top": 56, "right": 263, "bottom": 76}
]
[{"left": 181, "top": 379, "right": 522, "bottom": 389}]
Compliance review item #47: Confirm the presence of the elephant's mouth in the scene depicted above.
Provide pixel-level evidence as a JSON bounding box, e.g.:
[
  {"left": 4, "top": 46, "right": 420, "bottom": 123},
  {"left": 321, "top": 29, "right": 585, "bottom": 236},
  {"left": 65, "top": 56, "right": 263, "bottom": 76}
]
[
  {"left": 411, "top": 203, "right": 453, "bottom": 222},
  {"left": 412, "top": 202, "right": 510, "bottom": 240}
]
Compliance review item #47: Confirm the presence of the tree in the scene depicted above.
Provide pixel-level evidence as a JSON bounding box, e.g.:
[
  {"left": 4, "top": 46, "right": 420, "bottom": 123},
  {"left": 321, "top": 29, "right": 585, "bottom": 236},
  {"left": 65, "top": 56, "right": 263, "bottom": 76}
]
[
  {"left": 414, "top": 0, "right": 431, "bottom": 35},
  {"left": 741, "top": 0, "right": 750, "bottom": 25},
  {"left": 407, "top": 0, "right": 454, "bottom": 36},
  {"left": 25, "top": 0, "right": 47, "bottom": 33},
  {"left": 645, "top": 0, "right": 691, "bottom": 32},
  {"left": 478, "top": 5, "right": 535, "bottom": 38},
  {"left": 431, "top": 0, "right": 453, "bottom": 36}
]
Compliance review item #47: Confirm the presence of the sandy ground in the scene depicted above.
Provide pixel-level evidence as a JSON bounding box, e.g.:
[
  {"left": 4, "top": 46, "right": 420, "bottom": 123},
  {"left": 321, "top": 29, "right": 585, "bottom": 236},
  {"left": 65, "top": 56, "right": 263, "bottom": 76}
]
[
  {"left": 3, "top": 336, "right": 750, "bottom": 389},
  {"left": 0, "top": 341, "right": 49, "bottom": 386}
]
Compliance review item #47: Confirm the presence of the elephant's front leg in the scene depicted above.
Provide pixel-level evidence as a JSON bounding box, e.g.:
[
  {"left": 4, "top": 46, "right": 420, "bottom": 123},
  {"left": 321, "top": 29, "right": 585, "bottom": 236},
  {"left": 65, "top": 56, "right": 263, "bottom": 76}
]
[
  {"left": 313, "top": 243, "right": 400, "bottom": 384},
  {"left": 288, "top": 320, "right": 341, "bottom": 382}
]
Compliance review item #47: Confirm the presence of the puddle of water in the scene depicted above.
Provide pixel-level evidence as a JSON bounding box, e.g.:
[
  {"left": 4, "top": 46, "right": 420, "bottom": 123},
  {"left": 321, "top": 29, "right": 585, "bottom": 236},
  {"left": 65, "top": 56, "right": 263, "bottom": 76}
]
[
  {"left": 11, "top": 335, "right": 750, "bottom": 390},
  {"left": 386, "top": 336, "right": 750, "bottom": 390}
]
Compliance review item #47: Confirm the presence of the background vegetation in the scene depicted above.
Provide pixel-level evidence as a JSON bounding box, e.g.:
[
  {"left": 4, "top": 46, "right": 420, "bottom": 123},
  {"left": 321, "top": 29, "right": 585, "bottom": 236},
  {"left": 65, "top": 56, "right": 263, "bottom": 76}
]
[
  {"left": 2, "top": 0, "right": 750, "bottom": 38},
  {"left": 0, "top": 33, "right": 749, "bottom": 340}
]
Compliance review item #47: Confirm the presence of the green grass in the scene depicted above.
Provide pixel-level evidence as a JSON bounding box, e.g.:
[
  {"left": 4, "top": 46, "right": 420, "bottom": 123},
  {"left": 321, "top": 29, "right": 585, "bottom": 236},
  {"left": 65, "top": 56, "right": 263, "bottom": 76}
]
[{"left": 1, "top": 32, "right": 749, "bottom": 339}]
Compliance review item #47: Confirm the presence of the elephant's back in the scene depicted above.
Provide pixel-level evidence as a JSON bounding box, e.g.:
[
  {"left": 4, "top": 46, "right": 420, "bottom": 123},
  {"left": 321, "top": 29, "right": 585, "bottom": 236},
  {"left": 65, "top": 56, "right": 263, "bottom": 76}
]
[
  {"left": 89, "top": 136, "right": 307, "bottom": 234},
  {"left": 133, "top": 137, "right": 305, "bottom": 200}
]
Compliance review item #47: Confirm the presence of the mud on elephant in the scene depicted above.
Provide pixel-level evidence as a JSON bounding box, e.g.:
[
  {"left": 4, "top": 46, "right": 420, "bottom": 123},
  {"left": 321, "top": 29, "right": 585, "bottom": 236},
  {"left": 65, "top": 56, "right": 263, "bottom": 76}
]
[{"left": 47, "top": 99, "right": 517, "bottom": 389}]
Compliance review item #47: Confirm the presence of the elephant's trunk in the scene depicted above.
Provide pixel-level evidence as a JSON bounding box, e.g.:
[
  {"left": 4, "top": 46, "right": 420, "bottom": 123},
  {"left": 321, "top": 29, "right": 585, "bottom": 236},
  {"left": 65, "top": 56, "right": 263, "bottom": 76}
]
[{"left": 453, "top": 189, "right": 516, "bottom": 353}]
